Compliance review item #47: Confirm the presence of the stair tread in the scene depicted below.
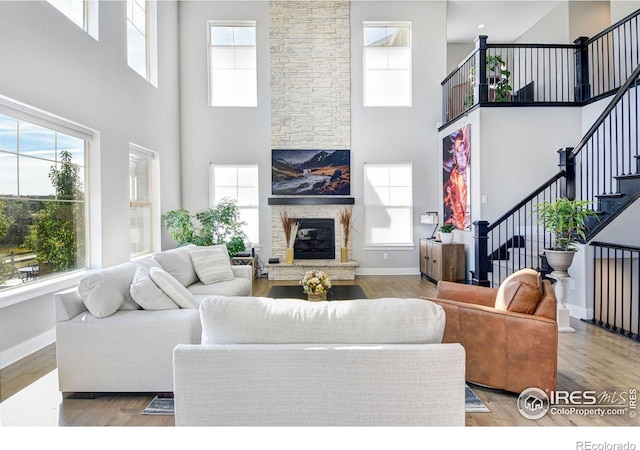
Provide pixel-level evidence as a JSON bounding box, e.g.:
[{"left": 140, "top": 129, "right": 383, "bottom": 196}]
[
  {"left": 614, "top": 173, "right": 640, "bottom": 180},
  {"left": 596, "top": 193, "right": 625, "bottom": 198}
]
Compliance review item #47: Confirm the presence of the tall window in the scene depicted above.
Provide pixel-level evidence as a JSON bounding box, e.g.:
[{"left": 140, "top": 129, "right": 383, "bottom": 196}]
[
  {"left": 208, "top": 21, "right": 257, "bottom": 107},
  {"left": 0, "top": 110, "right": 89, "bottom": 290},
  {"left": 129, "top": 146, "right": 155, "bottom": 258},
  {"left": 127, "top": 0, "right": 157, "bottom": 85},
  {"left": 363, "top": 162, "right": 413, "bottom": 247},
  {"left": 363, "top": 22, "right": 412, "bottom": 107},
  {"left": 47, "top": 0, "right": 99, "bottom": 39},
  {"left": 210, "top": 164, "right": 259, "bottom": 245}
]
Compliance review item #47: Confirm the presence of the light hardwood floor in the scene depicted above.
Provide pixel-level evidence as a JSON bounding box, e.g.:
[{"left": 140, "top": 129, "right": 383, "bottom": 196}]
[{"left": 1, "top": 275, "right": 639, "bottom": 427}]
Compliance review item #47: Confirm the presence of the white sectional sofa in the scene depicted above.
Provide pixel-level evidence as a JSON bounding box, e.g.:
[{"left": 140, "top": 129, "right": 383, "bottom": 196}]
[
  {"left": 54, "top": 244, "right": 252, "bottom": 394},
  {"left": 173, "top": 296, "right": 466, "bottom": 426}
]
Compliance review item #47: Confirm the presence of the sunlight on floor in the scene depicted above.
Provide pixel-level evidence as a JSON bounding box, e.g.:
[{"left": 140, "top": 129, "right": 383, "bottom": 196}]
[{"left": 0, "top": 369, "right": 61, "bottom": 426}]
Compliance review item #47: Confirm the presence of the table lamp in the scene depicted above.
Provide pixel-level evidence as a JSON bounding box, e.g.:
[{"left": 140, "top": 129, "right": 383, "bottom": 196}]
[{"left": 420, "top": 211, "right": 439, "bottom": 239}]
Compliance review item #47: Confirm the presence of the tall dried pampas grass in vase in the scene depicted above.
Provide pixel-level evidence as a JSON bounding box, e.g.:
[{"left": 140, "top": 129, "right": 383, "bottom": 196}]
[
  {"left": 339, "top": 207, "right": 353, "bottom": 262},
  {"left": 280, "top": 210, "right": 299, "bottom": 264}
]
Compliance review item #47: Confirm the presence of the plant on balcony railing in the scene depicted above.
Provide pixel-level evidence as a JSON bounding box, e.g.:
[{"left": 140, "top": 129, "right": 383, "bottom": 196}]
[
  {"left": 463, "top": 55, "right": 513, "bottom": 110},
  {"left": 487, "top": 55, "right": 512, "bottom": 102}
]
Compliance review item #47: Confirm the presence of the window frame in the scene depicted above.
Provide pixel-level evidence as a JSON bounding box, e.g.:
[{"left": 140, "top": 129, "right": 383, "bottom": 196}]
[
  {"left": 209, "top": 163, "right": 260, "bottom": 246},
  {"left": 128, "top": 144, "right": 159, "bottom": 259},
  {"left": 126, "top": 0, "right": 158, "bottom": 86},
  {"left": 363, "top": 21, "right": 413, "bottom": 108},
  {"left": 207, "top": 20, "right": 258, "bottom": 108},
  {"left": 46, "top": 0, "right": 99, "bottom": 40},
  {"left": 0, "top": 95, "right": 94, "bottom": 298},
  {"left": 362, "top": 161, "right": 414, "bottom": 250}
]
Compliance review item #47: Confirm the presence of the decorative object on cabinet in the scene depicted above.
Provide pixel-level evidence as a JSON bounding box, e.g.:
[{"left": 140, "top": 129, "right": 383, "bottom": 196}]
[{"left": 420, "top": 211, "right": 439, "bottom": 239}]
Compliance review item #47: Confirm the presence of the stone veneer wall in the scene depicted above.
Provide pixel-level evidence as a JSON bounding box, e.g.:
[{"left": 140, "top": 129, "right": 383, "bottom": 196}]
[
  {"left": 271, "top": 204, "right": 351, "bottom": 261},
  {"left": 269, "top": 0, "right": 352, "bottom": 264},
  {"left": 269, "top": 0, "right": 351, "bottom": 149}
]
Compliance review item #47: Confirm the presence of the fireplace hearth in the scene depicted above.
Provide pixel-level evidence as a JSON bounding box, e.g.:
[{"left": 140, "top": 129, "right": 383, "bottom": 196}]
[{"left": 293, "top": 218, "right": 335, "bottom": 259}]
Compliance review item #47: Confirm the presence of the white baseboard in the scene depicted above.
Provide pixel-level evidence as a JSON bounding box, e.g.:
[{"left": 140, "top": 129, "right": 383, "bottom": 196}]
[
  {"left": 568, "top": 304, "right": 592, "bottom": 321},
  {"left": 355, "top": 267, "right": 420, "bottom": 276},
  {"left": 0, "top": 329, "right": 55, "bottom": 369}
]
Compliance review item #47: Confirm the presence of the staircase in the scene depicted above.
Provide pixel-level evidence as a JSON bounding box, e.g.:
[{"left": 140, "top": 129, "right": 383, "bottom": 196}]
[{"left": 474, "top": 63, "right": 640, "bottom": 287}]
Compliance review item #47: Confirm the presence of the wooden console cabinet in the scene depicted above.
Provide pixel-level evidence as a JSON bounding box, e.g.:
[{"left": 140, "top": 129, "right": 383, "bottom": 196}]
[{"left": 419, "top": 238, "right": 466, "bottom": 282}]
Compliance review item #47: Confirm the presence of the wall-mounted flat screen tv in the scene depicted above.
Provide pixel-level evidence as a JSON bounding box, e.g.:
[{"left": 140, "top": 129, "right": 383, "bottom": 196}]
[{"left": 271, "top": 149, "right": 350, "bottom": 195}]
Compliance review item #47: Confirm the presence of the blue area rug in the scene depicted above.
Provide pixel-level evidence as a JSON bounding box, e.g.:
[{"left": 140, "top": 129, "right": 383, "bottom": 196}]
[
  {"left": 465, "top": 384, "right": 491, "bottom": 413},
  {"left": 142, "top": 396, "right": 174, "bottom": 415},
  {"left": 143, "top": 386, "right": 490, "bottom": 415}
]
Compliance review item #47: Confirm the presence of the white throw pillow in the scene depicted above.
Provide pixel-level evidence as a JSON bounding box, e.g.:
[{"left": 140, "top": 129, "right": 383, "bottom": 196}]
[
  {"left": 149, "top": 267, "right": 198, "bottom": 309},
  {"left": 130, "top": 267, "right": 179, "bottom": 310},
  {"left": 78, "top": 272, "right": 125, "bottom": 318},
  {"left": 199, "top": 296, "right": 446, "bottom": 345},
  {"left": 153, "top": 245, "right": 199, "bottom": 287},
  {"left": 190, "top": 247, "right": 234, "bottom": 284}
]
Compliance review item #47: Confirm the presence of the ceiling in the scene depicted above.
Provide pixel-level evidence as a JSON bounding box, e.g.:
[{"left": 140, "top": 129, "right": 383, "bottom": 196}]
[{"left": 446, "top": 1, "right": 562, "bottom": 43}]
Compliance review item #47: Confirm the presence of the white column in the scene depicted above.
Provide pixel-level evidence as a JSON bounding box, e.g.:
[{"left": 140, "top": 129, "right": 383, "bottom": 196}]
[{"left": 548, "top": 274, "right": 575, "bottom": 333}]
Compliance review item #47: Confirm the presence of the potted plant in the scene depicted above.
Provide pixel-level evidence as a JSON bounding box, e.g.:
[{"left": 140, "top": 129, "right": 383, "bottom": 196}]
[
  {"left": 439, "top": 223, "right": 455, "bottom": 244},
  {"left": 533, "top": 198, "right": 597, "bottom": 277},
  {"left": 463, "top": 55, "right": 513, "bottom": 111},
  {"left": 162, "top": 198, "right": 248, "bottom": 257}
]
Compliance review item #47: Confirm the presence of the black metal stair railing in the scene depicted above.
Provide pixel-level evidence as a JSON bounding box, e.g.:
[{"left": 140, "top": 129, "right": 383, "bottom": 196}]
[
  {"left": 473, "top": 64, "right": 640, "bottom": 288},
  {"left": 570, "top": 62, "right": 640, "bottom": 239},
  {"left": 590, "top": 241, "right": 640, "bottom": 342},
  {"left": 585, "top": 9, "right": 640, "bottom": 100},
  {"left": 473, "top": 172, "right": 566, "bottom": 287}
]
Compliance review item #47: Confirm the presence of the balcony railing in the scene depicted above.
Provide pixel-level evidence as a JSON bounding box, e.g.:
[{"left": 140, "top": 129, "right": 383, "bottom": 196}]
[
  {"left": 442, "top": 36, "right": 580, "bottom": 124},
  {"left": 590, "top": 241, "right": 640, "bottom": 341},
  {"left": 441, "top": 9, "right": 640, "bottom": 126}
]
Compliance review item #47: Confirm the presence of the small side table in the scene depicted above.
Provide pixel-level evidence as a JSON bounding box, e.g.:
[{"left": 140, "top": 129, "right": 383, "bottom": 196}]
[
  {"left": 547, "top": 274, "right": 575, "bottom": 333},
  {"left": 231, "top": 256, "right": 257, "bottom": 279}
]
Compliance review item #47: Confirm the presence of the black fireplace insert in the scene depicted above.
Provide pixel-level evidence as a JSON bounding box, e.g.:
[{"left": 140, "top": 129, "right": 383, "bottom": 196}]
[{"left": 293, "top": 218, "right": 335, "bottom": 259}]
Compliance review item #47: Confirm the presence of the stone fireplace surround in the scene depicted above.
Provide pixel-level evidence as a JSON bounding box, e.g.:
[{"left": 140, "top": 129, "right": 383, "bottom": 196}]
[
  {"left": 268, "top": 204, "right": 358, "bottom": 281},
  {"left": 267, "top": 1, "right": 354, "bottom": 281}
]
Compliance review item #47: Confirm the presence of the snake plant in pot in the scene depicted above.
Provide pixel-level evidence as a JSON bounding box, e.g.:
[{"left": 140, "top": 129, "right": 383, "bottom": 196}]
[{"left": 533, "top": 198, "right": 597, "bottom": 277}]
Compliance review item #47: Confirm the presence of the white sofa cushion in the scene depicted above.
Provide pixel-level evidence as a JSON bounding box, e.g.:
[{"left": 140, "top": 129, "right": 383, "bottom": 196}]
[
  {"left": 78, "top": 262, "right": 142, "bottom": 317},
  {"left": 154, "top": 245, "right": 199, "bottom": 287},
  {"left": 200, "top": 296, "right": 445, "bottom": 345},
  {"left": 78, "top": 270, "right": 127, "bottom": 318},
  {"left": 130, "top": 267, "right": 179, "bottom": 310},
  {"left": 187, "top": 278, "right": 252, "bottom": 298},
  {"left": 149, "top": 267, "right": 197, "bottom": 309},
  {"left": 190, "top": 247, "right": 234, "bottom": 284}
]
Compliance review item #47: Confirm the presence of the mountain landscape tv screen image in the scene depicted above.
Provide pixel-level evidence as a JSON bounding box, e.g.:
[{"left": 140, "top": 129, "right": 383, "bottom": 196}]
[{"left": 272, "top": 149, "right": 350, "bottom": 195}]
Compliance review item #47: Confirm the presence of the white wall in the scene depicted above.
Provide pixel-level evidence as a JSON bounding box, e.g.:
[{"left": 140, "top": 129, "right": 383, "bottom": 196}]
[
  {"left": 610, "top": 0, "right": 640, "bottom": 22},
  {"left": 178, "top": 1, "right": 448, "bottom": 273},
  {"left": 447, "top": 42, "right": 474, "bottom": 74},
  {"left": 350, "top": 1, "right": 447, "bottom": 273},
  {"left": 178, "top": 1, "right": 272, "bottom": 255},
  {"left": 0, "top": 1, "right": 181, "bottom": 367},
  {"left": 569, "top": 1, "right": 611, "bottom": 40},
  {"left": 516, "top": 2, "right": 571, "bottom": 43},
  {"left": 438, "top": 107, "right": 583, "bottom": 276}
]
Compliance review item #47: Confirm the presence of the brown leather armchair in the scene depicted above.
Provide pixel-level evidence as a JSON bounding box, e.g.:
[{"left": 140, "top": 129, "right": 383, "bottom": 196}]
[{"left": 424, "top": 269, "right": 558, "bottom": 394}]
